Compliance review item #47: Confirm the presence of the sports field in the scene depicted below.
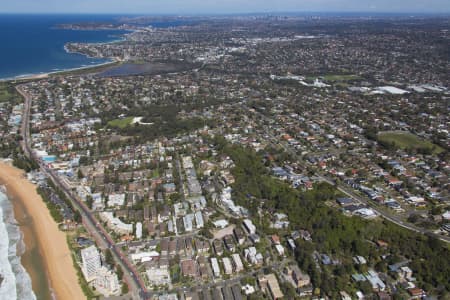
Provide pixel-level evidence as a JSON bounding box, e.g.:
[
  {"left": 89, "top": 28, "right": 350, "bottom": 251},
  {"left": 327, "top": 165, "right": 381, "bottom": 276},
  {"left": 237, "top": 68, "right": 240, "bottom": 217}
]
[{"left": 377, "top": 131, "right": 444, "bottom": 154}]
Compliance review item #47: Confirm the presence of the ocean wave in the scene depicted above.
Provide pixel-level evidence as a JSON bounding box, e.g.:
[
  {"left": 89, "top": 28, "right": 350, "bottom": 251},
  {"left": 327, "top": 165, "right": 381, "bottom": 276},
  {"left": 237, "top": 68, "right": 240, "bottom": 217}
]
[{"left": 0, "top": 190, "right": 36, "bottom": 300}]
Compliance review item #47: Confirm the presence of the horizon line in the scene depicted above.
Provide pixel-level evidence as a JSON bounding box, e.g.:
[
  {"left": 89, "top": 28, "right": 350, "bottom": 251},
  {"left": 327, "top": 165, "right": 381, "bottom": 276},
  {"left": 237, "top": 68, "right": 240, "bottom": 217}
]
[{"left": 1, "top": 11, "right": 450, "bottom": 16}]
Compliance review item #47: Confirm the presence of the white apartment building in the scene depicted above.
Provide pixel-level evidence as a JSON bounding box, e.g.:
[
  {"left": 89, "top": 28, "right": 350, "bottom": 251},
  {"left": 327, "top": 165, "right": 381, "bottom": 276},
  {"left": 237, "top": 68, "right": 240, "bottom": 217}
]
[{"left": 81, "top": 245, "right": 101, "bottom": 282}]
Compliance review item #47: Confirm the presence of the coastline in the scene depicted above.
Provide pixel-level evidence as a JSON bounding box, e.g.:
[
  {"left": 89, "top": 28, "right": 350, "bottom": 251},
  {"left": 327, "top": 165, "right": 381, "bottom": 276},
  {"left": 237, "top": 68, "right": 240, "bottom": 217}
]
[
  {"left": 7, "top": 187, "right": 52, "bottom": 300},
  {"left": 0, "top": 25, "right": 130, "bottom": 83},
  {"left": 0, "top": 161, "right": 85, "bottom": 300},
  {"left": 0, "top": 59, "right": 121, "bottom": 82}
]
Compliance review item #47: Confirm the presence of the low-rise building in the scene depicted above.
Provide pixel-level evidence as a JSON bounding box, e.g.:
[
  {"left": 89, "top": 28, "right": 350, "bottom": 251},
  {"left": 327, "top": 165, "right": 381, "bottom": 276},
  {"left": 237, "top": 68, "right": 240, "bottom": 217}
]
[
  {"left": 233, "top": 227, "right": 246, "bottom": 245},
  {"left": 275, "top": 244, "right": 285, "bottom": 256},
  {"left": 181, "top": 259, "right": 197, "bottom": 278},
  {"left": 213, "top": 239, "right": 224, "bottom": 256},
  {"left": 183, "top": 213, "right": 194, "bottom": 232},
  {"left": 107, "top": 193, "right": 126, "bottom": 207},
  {"left": 244, "top": 247, "right": 263, "bottom": 265},
  {"left": 259, "top": 273, "right": 284, "bottom": 300},
  {"left": 130, "top": 251, "right": 159, "bottom": 263},
  {"left": 100, "top": 211, "right": 133, "bottom": 234},
  {"left": 195, "top": 211, "right": 204, "bottom": 228},
  {"left": 288, "top": 265, "right": 311, "bottom": 288},
  {"left": 211, "top": 257, "right": 220, "bottom": 278},
  {"left": 146, "top": 266, "right": 171, "bottom": 286},
  {"left": 223, "top": 235, "right": 235, "bottom": 252},
  {"left": 222, "top": 257, "right": 233, "bottom": 275},
  {"left": 232, "top": 253, "right": 244, "bottom": 272},
  {"left": 243, "top": 219, "right": 256, "bottom": 234},
  {"left": 136, "top": 222, "right": 143, "bottom": 239}
]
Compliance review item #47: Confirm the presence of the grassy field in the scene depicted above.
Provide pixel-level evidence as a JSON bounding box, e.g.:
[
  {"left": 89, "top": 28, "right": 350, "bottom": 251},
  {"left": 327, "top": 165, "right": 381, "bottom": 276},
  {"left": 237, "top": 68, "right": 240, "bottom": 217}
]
[
  {"left": 306, "top": 74, "right": 361, "bottom": 82},
  {"left": 107, "top": 117, "right": 134, "bottom": 129},
  {"left": 0, "top": 82, "right": 20, "bottom": 103},
  {"left": 377, "top": 131, "right": 445, "bottom": 154}
]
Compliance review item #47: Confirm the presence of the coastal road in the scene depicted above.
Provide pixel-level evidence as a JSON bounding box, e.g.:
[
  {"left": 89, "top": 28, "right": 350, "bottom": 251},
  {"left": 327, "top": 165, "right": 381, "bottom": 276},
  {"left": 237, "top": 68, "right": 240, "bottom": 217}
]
[
  {"left": 17, "top": 85, "right": 149, "bottom": 299},
  {"left": 17, "top": 85, "right": 31, "bottom": 157},
  {"left": 241, "top": 103, "right": 450, "bottom": 244}
]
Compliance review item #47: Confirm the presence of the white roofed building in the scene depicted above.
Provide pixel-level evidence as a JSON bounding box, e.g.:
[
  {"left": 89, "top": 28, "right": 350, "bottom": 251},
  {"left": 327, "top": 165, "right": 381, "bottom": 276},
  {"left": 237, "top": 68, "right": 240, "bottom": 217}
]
[
  {"left": 107, "top": 193, "right": 126, "bottom": 207},
  {"left": 100, "top": 211, "right": 133, "bottom": 234},
  {"left": 130, "top": 251, "right": 160, "bottom": 263},
  {"left": 223, "top": 257, "right": 233, "bottom": 275},
  {"left": 81, "top": 245, "right": 101, "bottom": 282},
  {"left": 195, "top": 211, "right": 204, "bottom": 228},
  {"left": 146, "top": 266, "right": 171, "bottom": 286},
  {"left": 243, "top": 219, "right": 256, "bottom": 234},
  {"left": 136, "top": 222, "right": 143, "bottom": 239},
  {"left": 93, "top": 266, "right": 120, "bottom": 296},
  {"left": 211, "top": 258, "right": 220, "bottom": 277},
  {"left": 232, "top": 253, "right": 244, "bottom": 272}
]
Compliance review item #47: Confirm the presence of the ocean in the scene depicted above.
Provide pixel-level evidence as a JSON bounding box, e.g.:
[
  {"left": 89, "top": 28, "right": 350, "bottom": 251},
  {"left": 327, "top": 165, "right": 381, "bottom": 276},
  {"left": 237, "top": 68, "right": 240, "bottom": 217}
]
[
  {"left": 0, "top": 15, "right": 186, "bottom": 298},
  {"left": 0, "top": 188, "right": 36, "bottom": 300},
  {"left": 0, "top": 14, "right": 126, "bottom": 80}
]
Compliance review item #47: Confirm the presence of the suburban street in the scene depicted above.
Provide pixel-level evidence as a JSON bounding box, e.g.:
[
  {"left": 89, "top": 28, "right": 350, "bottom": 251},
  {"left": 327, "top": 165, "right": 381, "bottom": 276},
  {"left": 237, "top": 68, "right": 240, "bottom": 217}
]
[
  {"left": 242, "top": 103, "right": 450, "bottom": 244},
  {"left": 16, "top": 83, "right": 449, "bottom": 300},
  {"left": 17, "top": 85, "right": 148, "bottom": 299},
  {"left": 17, "top": 86, "right": 294, "bottom": 299},
  {"left": 3, "top": 12, "right": 448, "bottom": 300}
]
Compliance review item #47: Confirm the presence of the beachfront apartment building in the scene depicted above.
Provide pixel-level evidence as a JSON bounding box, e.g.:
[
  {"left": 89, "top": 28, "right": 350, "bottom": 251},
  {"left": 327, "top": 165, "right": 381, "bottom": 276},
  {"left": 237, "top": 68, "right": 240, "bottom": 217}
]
[
  {"left": 81, "top": 245, "right": 120, "bottom": 296},
  {"left": 94, "top": 267, "right": 120, "bottom": 296},
  {"left": 81, "top": 245, "right": 102, "bottom": 282}
]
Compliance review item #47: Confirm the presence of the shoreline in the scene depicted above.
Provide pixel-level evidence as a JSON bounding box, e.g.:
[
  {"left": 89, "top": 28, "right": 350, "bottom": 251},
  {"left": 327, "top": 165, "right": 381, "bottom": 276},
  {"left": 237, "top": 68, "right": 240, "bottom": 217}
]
[
  {"left": 9, "top": 189, "right": 53, "bottom": 300},
  {"left": 0, "top": 59, "right": 121, "bottom": 82},
  {"left": 0, "top": 161, "right": 85, "bottom": 300},
  {"left": 0, "top": 28, "right": 130, "bottom": 83}
]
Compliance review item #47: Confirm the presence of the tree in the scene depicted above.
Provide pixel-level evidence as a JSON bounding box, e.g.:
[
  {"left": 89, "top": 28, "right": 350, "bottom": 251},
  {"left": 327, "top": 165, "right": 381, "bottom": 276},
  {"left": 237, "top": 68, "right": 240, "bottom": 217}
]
[
  {"left": 104, "top": 249, "right": 114, "bottom": 266},
  {"left": 358, "top": 281, "right": 373, "bottom": 295},
  {"left": 248, "top": 291, "right": 267, "bottom": 300},
  {"left": 121, "top": 283, "right": 129, "bottom": 295},
  {"left": 73, "top": 211, "right": 82, "bottom": 223},
  {"left": 86, "top": 195, "right": 93, "bottom": 209},
  {"left": 116, "top": 265, "right": 124, "bottom": 280},
  {"left": 430, "top": 206, "right": 443, "bottom": 215},
  {"left": 169, "top": 193, "right": 181, "bottom": 203},
  {"left": 280, "top": 281, "right": 297, "bottom": 299}
]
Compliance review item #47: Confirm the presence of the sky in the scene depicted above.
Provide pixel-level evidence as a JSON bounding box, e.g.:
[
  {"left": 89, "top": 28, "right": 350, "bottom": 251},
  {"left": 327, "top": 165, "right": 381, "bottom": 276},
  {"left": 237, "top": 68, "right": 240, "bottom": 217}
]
[{"left": 1, "top": 0, "right": 449, "bottom": 14}]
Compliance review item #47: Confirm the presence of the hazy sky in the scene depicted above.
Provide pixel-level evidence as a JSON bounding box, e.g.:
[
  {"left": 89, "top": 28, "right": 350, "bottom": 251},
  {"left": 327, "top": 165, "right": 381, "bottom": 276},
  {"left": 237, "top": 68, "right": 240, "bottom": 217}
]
[{"left": 1, "top": 0, "right": 449, "bottom": 14}]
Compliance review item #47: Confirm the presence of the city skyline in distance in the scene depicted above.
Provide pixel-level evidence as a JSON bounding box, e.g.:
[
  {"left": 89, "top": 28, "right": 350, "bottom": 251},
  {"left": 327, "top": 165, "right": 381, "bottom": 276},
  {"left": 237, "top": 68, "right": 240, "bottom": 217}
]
[{"left": 1, "top": 0, "right": 450, "bottom": 14}]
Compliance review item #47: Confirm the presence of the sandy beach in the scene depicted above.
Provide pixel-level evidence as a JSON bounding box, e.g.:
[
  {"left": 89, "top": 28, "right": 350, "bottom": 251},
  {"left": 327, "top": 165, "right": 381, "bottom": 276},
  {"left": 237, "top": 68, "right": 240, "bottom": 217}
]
[
  {"left": 0, "top": 60, "right": 121, "bottom": 83},
  {"left": 0, "top": 161, "right": 85, "bottom": 300}
]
